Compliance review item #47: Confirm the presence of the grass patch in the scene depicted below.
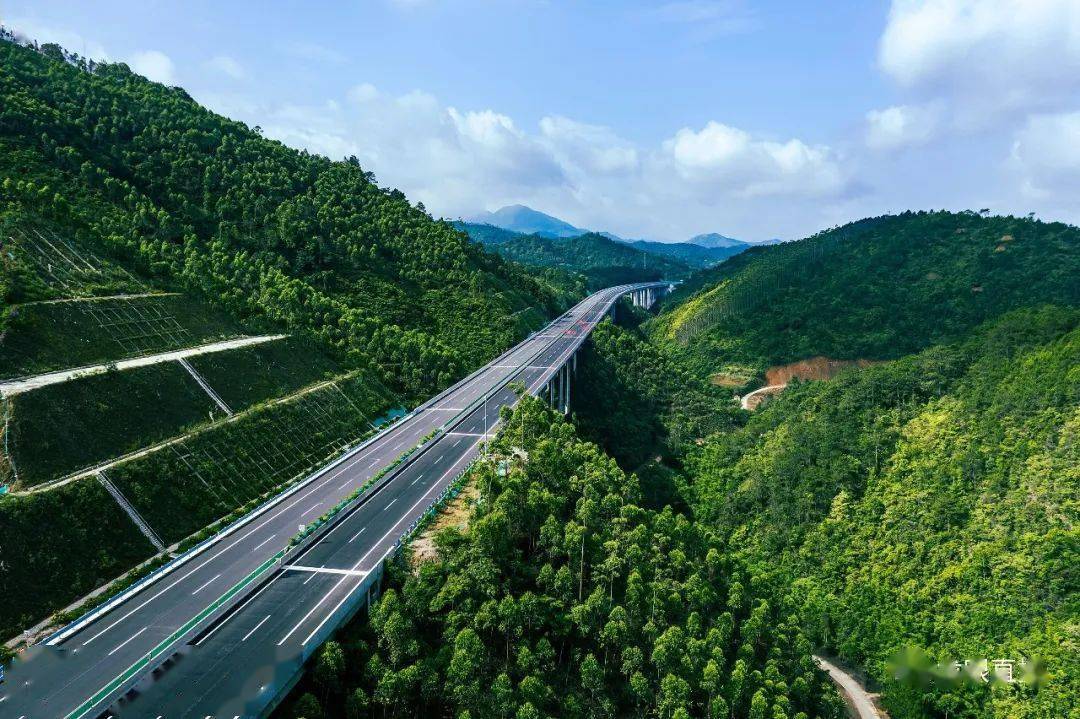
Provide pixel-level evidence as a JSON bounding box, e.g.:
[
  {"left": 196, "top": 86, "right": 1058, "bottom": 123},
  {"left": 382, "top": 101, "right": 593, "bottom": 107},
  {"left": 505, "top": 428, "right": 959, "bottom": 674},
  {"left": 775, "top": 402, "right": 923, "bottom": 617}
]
[
  {"left": 8, "top": 363, "right": 217, "bottom": 487},
  {"left": 0, "top": 478, "right": 155, "bottom": 640},
  {"left": 0, "top": 294, "right": 248, "bottom": 379},
  {"left": 186, "top": 335, "right": 341, "bottom": 412}
]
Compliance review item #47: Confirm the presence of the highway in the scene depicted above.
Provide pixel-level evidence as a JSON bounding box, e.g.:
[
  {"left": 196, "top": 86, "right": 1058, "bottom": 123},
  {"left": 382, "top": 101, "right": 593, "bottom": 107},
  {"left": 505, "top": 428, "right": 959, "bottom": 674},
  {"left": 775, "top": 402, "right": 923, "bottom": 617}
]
[{"left": 0, "top": 282, "right": 665, "bottom": 719}]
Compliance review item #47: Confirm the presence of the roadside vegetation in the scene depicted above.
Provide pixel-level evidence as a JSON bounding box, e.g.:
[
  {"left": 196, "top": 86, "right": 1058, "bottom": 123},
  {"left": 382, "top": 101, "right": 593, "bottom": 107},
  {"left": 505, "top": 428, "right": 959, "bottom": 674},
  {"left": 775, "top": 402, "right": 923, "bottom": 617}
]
[
  {"left": 280, "top": 212, "right": 1078, "bottom": 719},
  {"left": 8, "top": 361, "right": 218, "bottom": 486},
  {"left": 0, "top": 478, "right": 156, "bottom": 640},
  {"left": 186, "top": 335, "right": 343, "bottom": 412},
  {"left": 277, "top": 397, "right": 847, "bottom": 719}
]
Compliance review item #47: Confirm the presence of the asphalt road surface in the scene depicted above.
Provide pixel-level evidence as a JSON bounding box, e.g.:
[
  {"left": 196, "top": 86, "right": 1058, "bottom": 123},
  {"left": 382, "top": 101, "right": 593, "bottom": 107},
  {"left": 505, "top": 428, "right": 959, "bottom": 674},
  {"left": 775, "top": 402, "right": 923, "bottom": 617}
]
[{"left": 0, "top": 283, "right": 661, "bottom": 719}]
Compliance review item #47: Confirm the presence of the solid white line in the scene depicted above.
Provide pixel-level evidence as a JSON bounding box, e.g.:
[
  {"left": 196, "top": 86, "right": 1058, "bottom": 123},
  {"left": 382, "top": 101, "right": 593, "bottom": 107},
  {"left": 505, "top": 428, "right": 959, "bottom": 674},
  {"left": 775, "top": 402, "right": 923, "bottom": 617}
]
[
  {"left": 191, "top": 573, "right": 222, "bottom": 595},
  {"left": 347, "top": 527, "right": 366, "bottom": 543},
  {"left": 251, "top": 536, "right": 275, "bottom": 552},
  {"left": 79, "top": 291, "right": 618, "bottom": 654},
  {"left": 288, "top": 566, "right": 368, "bottom": 577},
  {"left": 241, "top": 615, "right": 271, "bottom": 643},
  {"left": 296, "top": 439, "right": 482, "bottom": 646},
  {"left": 80, "top": 433, "right": 379, "bottom": 645},
  {"left": 193, "top": 565, "right": 280, "bottom": 646},
  {"left": 107, "top": 626, "right": 148, "bottom": 656}
]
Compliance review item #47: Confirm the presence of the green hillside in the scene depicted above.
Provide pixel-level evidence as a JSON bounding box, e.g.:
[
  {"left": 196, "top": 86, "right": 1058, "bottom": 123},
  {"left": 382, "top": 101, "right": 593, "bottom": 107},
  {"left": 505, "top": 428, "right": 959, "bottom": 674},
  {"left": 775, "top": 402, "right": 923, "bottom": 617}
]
[
  {"left": 458, "top": 220, "right": 734, "bottom": 272},
  {"left": 0, "top": 38, "right": 572, "bottom": 401},
  {"left": 569, "top": 212, "right": 1080, "bottom": 719},
  {"left": 0, "top": 35, "right": 577, "bottom": 643},
  {"left": 623, "top": 237, "right": 746, "bottom": 268},
  {"left": 490, "top": 231, "right": 691, "bottom": 288},
  {"left": 687, "top": 308, "right": 1079, "bottom": 718},
  {"left": 452, "top": 220, "right": 523, "bottom": 245},
  {"left": 650, "top": 211, "right": 1080, "bottom": 379},
  {"left": 277, "top": 396, "right": 848, "bottom": 719}
]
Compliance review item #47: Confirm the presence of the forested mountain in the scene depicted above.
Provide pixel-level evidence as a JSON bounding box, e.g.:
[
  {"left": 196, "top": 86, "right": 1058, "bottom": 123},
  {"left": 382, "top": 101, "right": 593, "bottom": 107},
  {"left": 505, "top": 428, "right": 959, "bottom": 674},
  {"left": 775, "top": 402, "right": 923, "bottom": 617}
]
[
  {"left": 278, "top": 396, "right": 848, "bottom": 719},
  {"left": 0, "top": 37, "right": 573, "bottom": 401},
  {"left": 554, "top": 211, "right": 1078, "bottom": 719},
  {"left": 458, "top": 218, "right": 747, "bottom": 270},
  {"left": 687, "top": 307, "right": 1079, "bottom": 718},
  {"left": 621, "top": 238, "right": 746, "bottom": 268},
  {"left": 650, "top": 211, "right": 1080, "bottom": 379},
  {"left": 452, "top": 221, "right": 524, "bottom": 245},
  {"left": 472, "top": 230, "right": 692, "bottom": 288}
]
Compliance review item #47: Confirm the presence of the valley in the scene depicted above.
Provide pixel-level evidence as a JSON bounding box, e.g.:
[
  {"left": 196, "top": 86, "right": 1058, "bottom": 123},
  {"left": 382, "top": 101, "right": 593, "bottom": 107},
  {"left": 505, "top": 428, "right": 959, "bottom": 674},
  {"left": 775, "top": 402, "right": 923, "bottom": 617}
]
[{"left": 0, "top": 19, "right": 1077, "bottom": 719}]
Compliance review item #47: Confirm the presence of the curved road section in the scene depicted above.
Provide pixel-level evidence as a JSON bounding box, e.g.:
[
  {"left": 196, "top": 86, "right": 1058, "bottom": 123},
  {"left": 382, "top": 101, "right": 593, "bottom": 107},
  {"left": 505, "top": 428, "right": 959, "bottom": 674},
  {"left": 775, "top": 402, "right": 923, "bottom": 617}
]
[{"left": 0, "top": 283, "right": 665, "bottom": 719}]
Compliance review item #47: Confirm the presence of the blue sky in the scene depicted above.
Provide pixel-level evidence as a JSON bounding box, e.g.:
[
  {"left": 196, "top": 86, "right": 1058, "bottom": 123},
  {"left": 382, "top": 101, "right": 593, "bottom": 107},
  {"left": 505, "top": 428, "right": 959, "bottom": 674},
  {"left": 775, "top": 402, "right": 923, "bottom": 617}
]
[{"left": 5, "top": 1, "right": 1080, "bottom": 241}]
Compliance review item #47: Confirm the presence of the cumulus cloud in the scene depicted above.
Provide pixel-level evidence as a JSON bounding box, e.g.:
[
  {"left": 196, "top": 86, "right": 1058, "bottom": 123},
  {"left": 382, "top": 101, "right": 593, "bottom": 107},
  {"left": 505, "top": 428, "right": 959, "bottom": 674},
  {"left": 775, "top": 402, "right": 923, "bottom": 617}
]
[
  {"left": 236, "top": 81, "right": 852, "bottom": 240},
  {"left": 662, "top": 121, "right": 846, "bottom": 197},
  {"left": 865, "top": 103, "right": 942, "bottom": 149},
  {"left": 880, "top": 0, "right": 1080, "bottom": 117},
  {"left": 1011, "top": 111, "right": 1080, "bottom": 199},
  {"left": 204, "top": 55, "right": 246, "bottom": 80},
  {"left": 540, "top": 116, "right": 639, "bottom": 175},
  {"left": 255, "top": 85, "right": 566, "bottom": 216},
  {"left": 129, "top": 50, "right": 177, "bottom": 85}
]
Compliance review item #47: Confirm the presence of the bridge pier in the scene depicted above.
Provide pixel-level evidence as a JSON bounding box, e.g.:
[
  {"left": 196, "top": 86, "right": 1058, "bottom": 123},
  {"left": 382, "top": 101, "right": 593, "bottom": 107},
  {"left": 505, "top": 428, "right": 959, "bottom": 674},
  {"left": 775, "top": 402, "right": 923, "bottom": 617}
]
[{"left": 546, "top": 358, "right": 573, "bottom": 415}]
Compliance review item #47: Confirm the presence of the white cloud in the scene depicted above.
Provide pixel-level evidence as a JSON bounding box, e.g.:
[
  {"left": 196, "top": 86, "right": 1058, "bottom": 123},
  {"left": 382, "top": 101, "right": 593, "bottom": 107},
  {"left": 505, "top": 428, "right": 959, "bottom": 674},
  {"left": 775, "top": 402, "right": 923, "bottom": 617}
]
[
  {"left": 129, "top": 50, "right": 177, "bottom": 85},
  {"left": 540, "top": 116, "right": 639, "bottom": 175},
  {"left": 1011, "top": 110, "right": 1080, "bottom": 199},
  {"left": 234, "top": 80, "right": 852, "bottom": 240},
  {"left": 254, "top": 88, "right": 565, "bottom": 217},
  {"left": 204, "top": 55, "right": 246, "bottom": 80},
  {"left": 880, "top": 0, "right": 1080, "bottom": 117},
  {"left": 865, "top": 103, "right": 942, "bottom": 149},
  {"left": 662, "top": 121, "right": 846, "bottom": 197},
  {"left": 347, "top": 83, "right": 379, "bottom": 103}
]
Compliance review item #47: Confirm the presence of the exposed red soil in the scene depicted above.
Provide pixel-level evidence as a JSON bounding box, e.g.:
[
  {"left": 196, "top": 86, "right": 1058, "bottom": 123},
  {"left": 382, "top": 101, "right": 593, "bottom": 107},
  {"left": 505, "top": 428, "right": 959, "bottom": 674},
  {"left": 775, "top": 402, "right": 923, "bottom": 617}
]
[{"left": 765, "top": 356, "right": 876, "bottom": 386}]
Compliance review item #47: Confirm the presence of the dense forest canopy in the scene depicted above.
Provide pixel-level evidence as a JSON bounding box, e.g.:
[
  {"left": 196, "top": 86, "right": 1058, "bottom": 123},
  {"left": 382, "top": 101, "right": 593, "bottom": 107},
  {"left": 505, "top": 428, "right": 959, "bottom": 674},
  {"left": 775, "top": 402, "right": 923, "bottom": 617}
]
[
  {"left": 2, "top": 29, "right": 1077, "bottom": 719},
  {"left": 686, "top": 307, "right": 1080, "bottom": 718},
  {"left": 650, "top": 211, "right": 1080, "bottom": 380},
  {"left": 279, "top": 396, "right": 848, "bottom": 719},
  {"left": 0, "top": 35, "right": 575, "bottom": 400},
  {"left": 456, "top": 222, "right": 693, "bottom": 289}
]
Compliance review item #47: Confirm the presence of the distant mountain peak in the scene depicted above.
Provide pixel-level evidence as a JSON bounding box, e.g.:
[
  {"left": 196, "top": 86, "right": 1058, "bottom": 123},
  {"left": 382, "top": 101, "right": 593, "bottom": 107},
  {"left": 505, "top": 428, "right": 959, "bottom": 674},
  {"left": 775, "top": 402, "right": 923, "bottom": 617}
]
[
  {"left": 688, "top": 233, "right": 749, "bottom": 249},
  {"left": 468, "top": 205, "right": 586, "bottom": 238}
]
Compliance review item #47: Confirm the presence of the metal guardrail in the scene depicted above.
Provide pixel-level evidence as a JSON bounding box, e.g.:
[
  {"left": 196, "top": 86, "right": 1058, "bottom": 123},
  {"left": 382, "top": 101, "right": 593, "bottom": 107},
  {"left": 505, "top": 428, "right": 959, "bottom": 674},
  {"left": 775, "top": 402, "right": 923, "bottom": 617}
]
[
  {"left": 65, "top": 549, "right": 286, "bottom": 719},
  {"left": 54, "top": 283, "right": 662, "bottom": 718}
]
